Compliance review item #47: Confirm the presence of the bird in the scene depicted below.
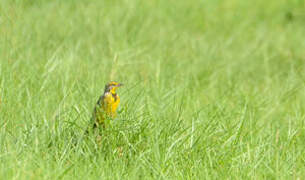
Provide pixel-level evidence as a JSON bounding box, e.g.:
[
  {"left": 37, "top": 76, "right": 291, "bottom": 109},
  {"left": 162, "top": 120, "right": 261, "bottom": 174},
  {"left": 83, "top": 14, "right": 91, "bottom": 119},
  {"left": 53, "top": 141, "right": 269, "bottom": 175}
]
[{"left": 91, "top": 81, "right": 123, "bottom": 130}]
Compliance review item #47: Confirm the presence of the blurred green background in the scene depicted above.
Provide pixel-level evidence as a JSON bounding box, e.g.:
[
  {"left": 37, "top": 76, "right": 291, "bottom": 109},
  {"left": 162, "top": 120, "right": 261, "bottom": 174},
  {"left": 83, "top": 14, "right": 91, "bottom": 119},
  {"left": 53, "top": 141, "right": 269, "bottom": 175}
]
[{"left": 1, "top": 0, "right": 305, "bottom": 179}]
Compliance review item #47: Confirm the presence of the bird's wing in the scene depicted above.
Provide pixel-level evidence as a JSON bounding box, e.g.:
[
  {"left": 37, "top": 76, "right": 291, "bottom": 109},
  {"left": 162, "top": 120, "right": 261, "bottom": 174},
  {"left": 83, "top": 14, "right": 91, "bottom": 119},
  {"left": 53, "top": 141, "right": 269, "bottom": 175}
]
[
  {"left": 96, "top": 94, "right": 105, "bottom": 106},
  {"left": 102, "top": 92, "right": 113, "bottom": 105},
  {"left": 91, "top": 94, "right": 105, "bottom": 124}
]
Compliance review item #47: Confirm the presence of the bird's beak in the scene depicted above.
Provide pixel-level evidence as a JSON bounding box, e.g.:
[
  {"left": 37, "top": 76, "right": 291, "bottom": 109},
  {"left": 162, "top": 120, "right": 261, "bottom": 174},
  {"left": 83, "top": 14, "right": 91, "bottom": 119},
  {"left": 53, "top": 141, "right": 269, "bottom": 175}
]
[{"left": 117, "top": 83, "right": 123, "bottom": 87}]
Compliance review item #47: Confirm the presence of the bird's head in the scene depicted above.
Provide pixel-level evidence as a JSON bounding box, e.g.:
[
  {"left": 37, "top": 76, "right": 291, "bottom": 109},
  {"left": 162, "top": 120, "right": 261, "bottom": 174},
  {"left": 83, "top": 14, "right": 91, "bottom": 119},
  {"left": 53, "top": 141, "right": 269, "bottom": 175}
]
[{"left": 104, "top": 81, "right": 123, "bottom": 94}]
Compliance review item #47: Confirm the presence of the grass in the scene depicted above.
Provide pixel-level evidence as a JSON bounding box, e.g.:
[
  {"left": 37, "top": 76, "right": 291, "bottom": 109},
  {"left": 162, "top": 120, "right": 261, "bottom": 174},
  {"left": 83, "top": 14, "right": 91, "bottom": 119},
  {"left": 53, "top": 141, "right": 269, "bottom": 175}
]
[{"left": 1, "top": 0, "right": 305, "bottom": 179}]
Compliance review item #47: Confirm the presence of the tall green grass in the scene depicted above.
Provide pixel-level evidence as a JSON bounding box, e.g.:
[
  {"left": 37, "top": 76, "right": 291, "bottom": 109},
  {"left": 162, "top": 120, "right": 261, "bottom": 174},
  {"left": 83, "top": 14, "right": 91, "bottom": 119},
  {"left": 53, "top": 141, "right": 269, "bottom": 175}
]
[{"left": 1, "top": 0, "right": 305, "bottom": 179}]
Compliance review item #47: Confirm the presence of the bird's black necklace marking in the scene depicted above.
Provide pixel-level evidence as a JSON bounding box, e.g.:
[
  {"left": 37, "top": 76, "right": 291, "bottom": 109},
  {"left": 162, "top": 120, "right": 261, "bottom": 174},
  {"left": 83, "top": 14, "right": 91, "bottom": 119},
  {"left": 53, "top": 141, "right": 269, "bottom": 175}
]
[{"left": 112, "top": 93, "right": 117, "bottom": 101}]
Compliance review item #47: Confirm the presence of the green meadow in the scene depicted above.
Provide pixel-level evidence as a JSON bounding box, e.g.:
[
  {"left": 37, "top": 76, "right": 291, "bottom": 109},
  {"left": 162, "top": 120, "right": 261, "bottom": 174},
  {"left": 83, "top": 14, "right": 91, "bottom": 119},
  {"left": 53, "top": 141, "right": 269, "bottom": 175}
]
[{"left": 1, "top": 0, "right": 305, "bottom": 179}]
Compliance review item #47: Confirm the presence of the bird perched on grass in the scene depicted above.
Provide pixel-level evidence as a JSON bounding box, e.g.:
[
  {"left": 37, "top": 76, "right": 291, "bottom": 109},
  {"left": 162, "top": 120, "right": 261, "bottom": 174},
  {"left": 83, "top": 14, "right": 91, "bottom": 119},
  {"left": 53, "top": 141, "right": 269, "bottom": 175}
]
[{"left": 91, "top": 81, "right": 123, "bottom": 130}]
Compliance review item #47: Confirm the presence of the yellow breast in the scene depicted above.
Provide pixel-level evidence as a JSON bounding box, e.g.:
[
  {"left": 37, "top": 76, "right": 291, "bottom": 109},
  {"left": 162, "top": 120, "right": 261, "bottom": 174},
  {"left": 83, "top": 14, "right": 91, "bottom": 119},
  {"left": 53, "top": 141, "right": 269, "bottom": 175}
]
[{"left": 102, "top": 92, "right": 120, "bottom": 118}]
